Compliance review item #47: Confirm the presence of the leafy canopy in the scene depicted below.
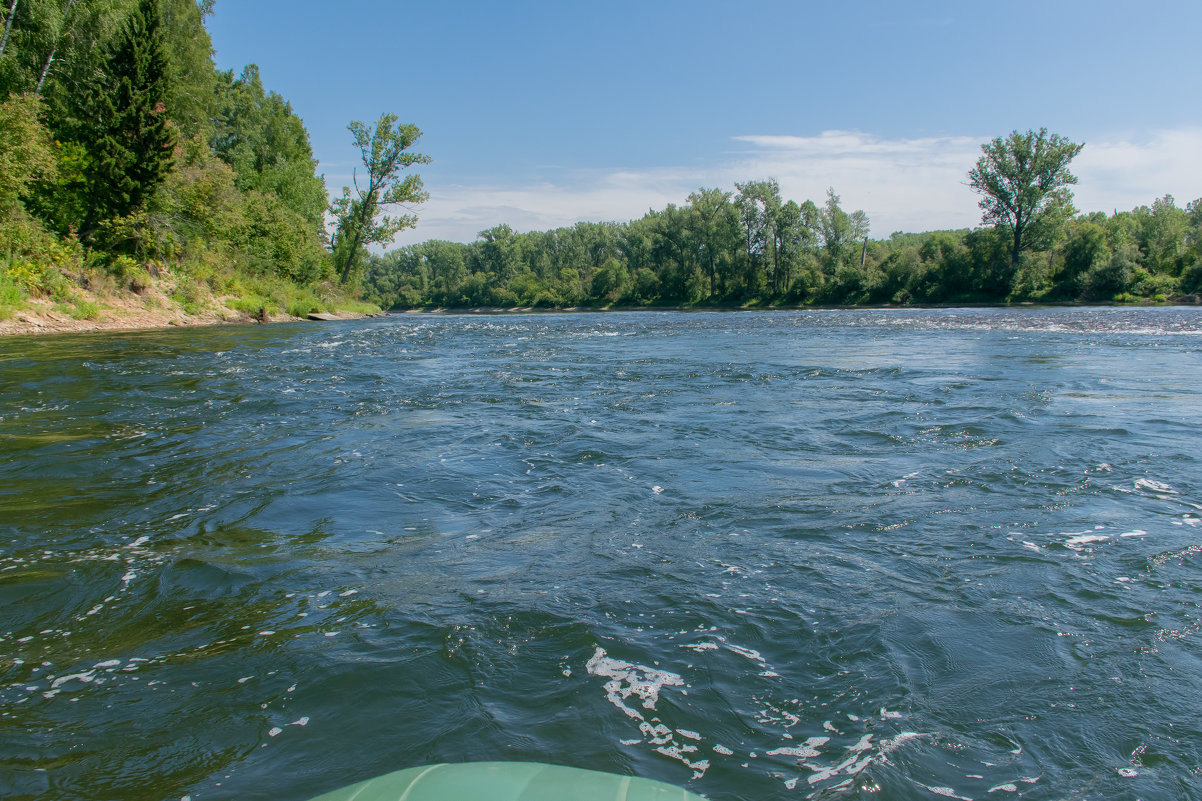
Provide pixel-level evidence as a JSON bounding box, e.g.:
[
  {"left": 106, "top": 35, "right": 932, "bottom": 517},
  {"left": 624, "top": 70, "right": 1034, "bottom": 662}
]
[
  {"left": 968, "top": 128, "right": 1084, "bottom": 265},
  {"left": 331, "top": 113, "right": 430, "bottom": 284}
]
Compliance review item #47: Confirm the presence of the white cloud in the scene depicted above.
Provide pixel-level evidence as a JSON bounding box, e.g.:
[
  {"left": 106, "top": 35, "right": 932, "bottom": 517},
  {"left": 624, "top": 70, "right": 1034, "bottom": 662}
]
[
  {"left": 390, "top": 128, "right": 1202, "bottom": 246},
  {"left": 1073, "top": 129, "right": 1202, "bottom": 214}
]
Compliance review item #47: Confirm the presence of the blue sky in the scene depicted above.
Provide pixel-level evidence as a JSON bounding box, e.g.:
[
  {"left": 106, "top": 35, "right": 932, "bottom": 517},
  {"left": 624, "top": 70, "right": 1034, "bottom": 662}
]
[{"left": 207, "top": 0, "right": 1202, "bottom": 245}]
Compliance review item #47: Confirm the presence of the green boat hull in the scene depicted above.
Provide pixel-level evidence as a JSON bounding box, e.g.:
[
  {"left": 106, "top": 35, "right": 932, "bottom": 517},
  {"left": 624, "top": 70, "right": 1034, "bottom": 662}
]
[{"left": 306, "top": 762, "right": 705, "bottom": 801}]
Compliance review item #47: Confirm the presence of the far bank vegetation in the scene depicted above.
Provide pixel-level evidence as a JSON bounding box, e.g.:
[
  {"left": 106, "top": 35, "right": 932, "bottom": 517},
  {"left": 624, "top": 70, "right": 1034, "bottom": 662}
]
[{"left": 364, "top": 132, "right": 1202, "bottom": 311}]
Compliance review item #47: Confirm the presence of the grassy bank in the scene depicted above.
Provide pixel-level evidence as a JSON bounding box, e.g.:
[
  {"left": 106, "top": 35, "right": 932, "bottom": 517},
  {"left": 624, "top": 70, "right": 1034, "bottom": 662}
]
[{"left": 0, "top": 220, "right": 379, "bottom": 336}]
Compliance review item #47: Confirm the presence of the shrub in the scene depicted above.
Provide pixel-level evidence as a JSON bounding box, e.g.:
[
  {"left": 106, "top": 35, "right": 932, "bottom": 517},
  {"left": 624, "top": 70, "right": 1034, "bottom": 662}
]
[
  {"left": 70, "top": 299, "right": 101, "bottom": 320},
  {"left": 285, "top": 295, "right": 319, "bottom": 318}
]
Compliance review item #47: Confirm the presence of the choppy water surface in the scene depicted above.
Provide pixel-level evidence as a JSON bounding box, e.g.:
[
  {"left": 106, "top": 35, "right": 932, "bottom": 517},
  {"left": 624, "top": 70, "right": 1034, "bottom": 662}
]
[{"left": 2, "top": 308, "right": 1202, "bottom": 801}]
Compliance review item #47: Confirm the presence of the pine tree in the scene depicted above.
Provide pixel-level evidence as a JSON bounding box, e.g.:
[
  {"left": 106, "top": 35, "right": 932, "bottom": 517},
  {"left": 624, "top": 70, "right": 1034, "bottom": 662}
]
[{"left": 85, "top": 0, "right": 174, "bottom": 234}]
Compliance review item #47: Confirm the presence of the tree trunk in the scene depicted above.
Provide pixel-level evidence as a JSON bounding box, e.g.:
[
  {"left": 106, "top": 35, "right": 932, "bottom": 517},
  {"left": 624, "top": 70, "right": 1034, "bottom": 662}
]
[
  {"left": 0, "top": 0, "right": 17, "bottom": 58},
  {"left": 339, "top": 225, "right": 364, "bottom": 284},
  {"left": 35, "top": 0, "right": 77, "bottom": 95}
]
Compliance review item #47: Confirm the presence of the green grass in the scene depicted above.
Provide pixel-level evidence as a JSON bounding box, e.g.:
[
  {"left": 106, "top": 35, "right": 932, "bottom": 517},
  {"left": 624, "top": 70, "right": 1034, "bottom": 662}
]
[
  {"left": 0, "top": 270, "right": 29, "bottom": 320},
  {"left": 70, "top": 299, "right": 101, "bottom": 320}
]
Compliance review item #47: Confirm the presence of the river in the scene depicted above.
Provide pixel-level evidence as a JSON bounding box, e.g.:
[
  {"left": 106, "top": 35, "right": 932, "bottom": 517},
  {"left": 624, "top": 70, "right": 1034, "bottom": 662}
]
[{"left": 2, "top": 308, "right": 1201, "bottom": 800}]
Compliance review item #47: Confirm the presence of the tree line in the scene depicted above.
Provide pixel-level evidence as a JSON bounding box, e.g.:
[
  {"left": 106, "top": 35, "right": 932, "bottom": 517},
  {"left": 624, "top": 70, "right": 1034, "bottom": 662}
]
[
  {"left": 363, "top": 131, "right": 1202, "bottom": 310},
  {"left": 1, "top": 0, "right": 425, "bottom": 320}
]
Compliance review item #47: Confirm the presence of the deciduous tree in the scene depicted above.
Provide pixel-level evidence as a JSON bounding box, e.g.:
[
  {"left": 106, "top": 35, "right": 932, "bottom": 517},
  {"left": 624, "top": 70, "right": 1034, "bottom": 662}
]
[
  {"left": 0, "top": 92, "right": 57, "bottom": 212},
  {"left": 331, "top": 113, "right": 429, "bottom": 285},
  {"left": 968, "top": 128, "right": 1084, "bottom": 270}
]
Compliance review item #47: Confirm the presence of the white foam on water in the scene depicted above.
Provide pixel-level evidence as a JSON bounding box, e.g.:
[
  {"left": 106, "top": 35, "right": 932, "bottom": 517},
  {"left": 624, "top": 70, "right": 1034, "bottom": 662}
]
[
  {"left": 989, "top": 784, "right": 1018, "bottom": 793},
  {"left": 784, "top": 777, "right": 798, "bottom": 789},
  {"left": 267, "top": 727, "right": 282, "bottom": 737},
  {"left": 130, "top": 537, "right": 150, "bottom": 547},
  {"left": 291, "top": 717, "right": 309, "bottom": 726},
  {"left": 799, "top": 731, "right": 927, "bottom": 790},
  {"left": 50, "top": 671, "right": 95, "bottom": 689},
  {"left": 1134, "top": 478, "right": 1177, "bottom": 494},
  {"left": 680, "top": 642, "right": 719, "bottom": 653},
  {"left": 1119, "top": 767, "right": 1139, "bottom": 777},
  {"left": 880, "top": 732, "right": 925, "bottom": 755},
  {"left": 93, "top": 660, "right": 120, "bottom": 669},
  {"left": 848, "top": 734, "right": 874, "bottom": 753},
  {"left": 586, "top": 647, "right": 684, "bottom": 721},
  {"left": 768, "top": 737, "right": 829, "bottom": 759},
  {"left": 1065, "top": 534, "right": 1109, "bottom": 550},
  {"left": 725, "top": 643, "right": 767, "bottom": 664},
  {"left": 677, "top": 729, "right": 701, "bottom": 741},
  {"left": 927, "top": 787, "right": 971, "bottom": 800},
  {"left": 1120, "top": 530, "right": 1149, "bottom": 537},
  {"left": 713, "top": 744, "right": 734, "bottom": 755}
]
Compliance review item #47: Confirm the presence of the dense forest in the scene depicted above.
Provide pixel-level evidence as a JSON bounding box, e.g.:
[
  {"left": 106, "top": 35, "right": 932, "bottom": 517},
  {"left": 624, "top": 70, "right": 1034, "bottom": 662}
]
[
  {"left": 364, "top": 169, "right": 1202, "bottom": 311},
  {"left": 4, "top": 3, "right": 1200, "bottom": 326},
  {"left": 0, "top": 0, "right": 390, "bottom": 323}
]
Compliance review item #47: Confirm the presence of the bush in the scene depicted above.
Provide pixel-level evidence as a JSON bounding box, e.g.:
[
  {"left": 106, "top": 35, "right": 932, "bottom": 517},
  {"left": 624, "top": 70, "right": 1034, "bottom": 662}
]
[
  {"left": 70, "top": 299, "right": 101, "bottom": 320},
  {"left": 285, "top": 295, "right": 320, "bottom": 318},
  {"left": 1084, "top": 250, "right": 1135, "bottom": 299},
  {"left": 0, "top": 272, "right": 27, "bottom": 318},
  {"left": 1180, "top": 261, "right": 1202, "bottom": 295}
]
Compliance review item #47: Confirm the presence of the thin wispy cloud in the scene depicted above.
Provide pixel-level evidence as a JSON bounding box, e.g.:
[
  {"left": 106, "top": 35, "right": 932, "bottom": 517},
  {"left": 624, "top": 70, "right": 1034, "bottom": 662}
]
[{"left": 391, "top": 128, "right": 1202, "bottom": 246}]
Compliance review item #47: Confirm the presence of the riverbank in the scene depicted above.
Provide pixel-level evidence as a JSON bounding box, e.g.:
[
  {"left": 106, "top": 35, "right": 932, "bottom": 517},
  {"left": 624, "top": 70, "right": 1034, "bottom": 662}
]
[
  {"left": 6, "top": 293, "right": 1198, "bottom": 337},
  {"left": 0, "top": 277, "right": 377, "bottom": 337},
  {"left": 398, "top": 295, "right": 1202, "bottom": 315}
]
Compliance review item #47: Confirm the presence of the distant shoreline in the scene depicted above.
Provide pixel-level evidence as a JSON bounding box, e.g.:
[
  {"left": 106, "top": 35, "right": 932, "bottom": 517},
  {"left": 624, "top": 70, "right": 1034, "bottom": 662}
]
[
  {"left": 4, "top": 296, "right": 1199, "bottom": 338},
  {"left": 399, "top": 297, "right": 1202, "bottom": 315}
]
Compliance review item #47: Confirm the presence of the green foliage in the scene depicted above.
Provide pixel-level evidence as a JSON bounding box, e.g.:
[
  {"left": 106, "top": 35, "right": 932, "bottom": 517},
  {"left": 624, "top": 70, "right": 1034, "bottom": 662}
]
[
  {"left": 0, "top": 93, "right": 57, "bottom": 211},
  {"left": 363, "top": 174, "right": 1201, "bottom": 310},
  {"left": 968, "top": 128, "right": 1084, "bottom": 267},
  {"left": 1085, "top": 245, "right": 1137, "bottom": 299},
  {"left": 84, "top": 0, "right": 174, "bottom": 237},
  {"left": 0, "top": 210, "right": 83, "bottom": 290},
  {"left": 0, "top": 0, "right": 389, "bottom": 327},
  {"left": 331, "top": 113, "right": 430, "bottom": 285},
  {"left": 69, "top": 297, "right": 99, "bottom": 319},
  {"left": 160, "top": 0, "right": 214, "bottom": 139},
  {"left": 211, "top": 64, "right": 327, "bottom": 228},
  {"left": 0, "top": 275, "right": 26, "bottom": 319}
]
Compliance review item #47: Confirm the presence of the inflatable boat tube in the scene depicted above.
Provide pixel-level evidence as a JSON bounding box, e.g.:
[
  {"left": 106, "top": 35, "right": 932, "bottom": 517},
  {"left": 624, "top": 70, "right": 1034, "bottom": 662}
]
[{"left": 306, "top": 761, "right": 705, "bottom": 801}]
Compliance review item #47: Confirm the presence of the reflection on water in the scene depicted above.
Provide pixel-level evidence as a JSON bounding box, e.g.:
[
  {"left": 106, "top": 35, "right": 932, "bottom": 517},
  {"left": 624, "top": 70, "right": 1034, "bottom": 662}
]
[{"left": 2, "top": 308, "right": 1202, "bottom": 801}]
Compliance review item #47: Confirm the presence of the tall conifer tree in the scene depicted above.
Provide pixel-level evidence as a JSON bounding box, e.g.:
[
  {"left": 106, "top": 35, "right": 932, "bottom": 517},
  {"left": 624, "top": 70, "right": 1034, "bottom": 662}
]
[{"left": 86, "top": 0, "right": 173, "bottom": 233}]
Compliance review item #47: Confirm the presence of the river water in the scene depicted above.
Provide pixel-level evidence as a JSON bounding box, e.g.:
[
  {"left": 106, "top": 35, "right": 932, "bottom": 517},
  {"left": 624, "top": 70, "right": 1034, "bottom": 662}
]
[{"left": 2, "top": 308, "right": 1201, "bottom": 801}]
